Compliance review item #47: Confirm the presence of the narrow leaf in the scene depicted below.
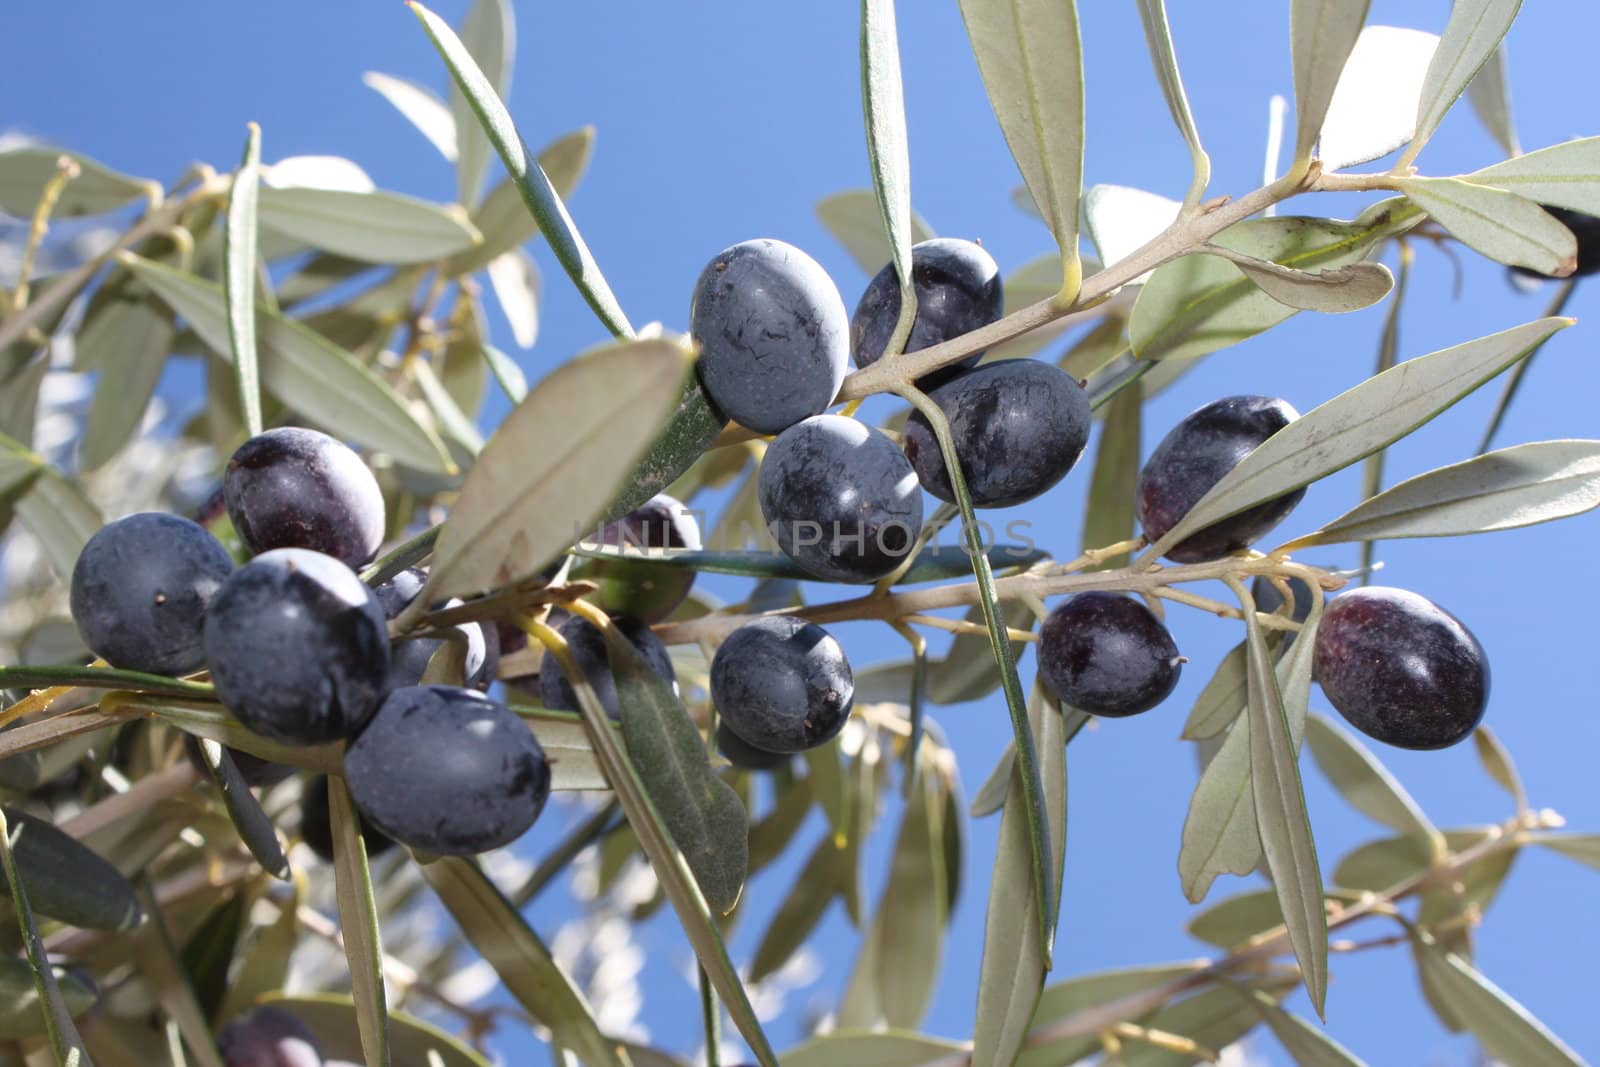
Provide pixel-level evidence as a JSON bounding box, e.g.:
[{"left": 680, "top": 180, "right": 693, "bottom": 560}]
[
  {"left": 748, "top": 836, "right": 843, "bottom": 983},
  {"left": 449, "top": 126, "right": 596, "bottom": 275},
  {"left": 1020, "top": 961, "right": 1210, "bottom": 1067},
  {"left": 0, "top": 809, "right": 93, "bottom": 1066},
  {"left": 1473, "top": 725, "right": 1528, "bottom": 811},
  {"left": 1286, "top": 439, "right": 1600, "bottom": 548},
  {"left": 1081, "top": 184, "right": 1181, "bottom": 280},
  {"left": 1527, "top": 833, "right": 1600, "bottom": 872},
  {"left": 1466, "top": 44, "right": 1520, "bottom": 158},
  {"left": 421, "top": 858, "right": 627, "bottom": 1067},
  {"left": 1242, "top": 591, "right": 1328, "bottom": 1014},
  {"left": 0, "top": 146, "right": 157, "bottom": 217},
  {"left": 482, "top": 342, "right": 528, "bottom": 404},
  {"left": 1405, "top": 0, "right": 1524, "bottom": 168},
  {"left": 1306, "top": 713, "right": 1440, "bottom": 849},
  {"left": 1472, "top": 136, "right": 1600, "bottom": 216},
  {"left": 1398, "top": 176, "right": 1575, "bottom": 276},
  {"left": 969, "top": 742, "right": 1014, "bottom": 818},
  {"left": 226, "top": 123, "right": 264, "bottom": 438},
  {"left": 486, "top": 248, "right": 540, "bottom": 348},
  {"left": 1317, "top": 26, "right": 1440, "bottom": 172},
  {"left": 1410, "top": 929, "right": 1584, "bottom": 1065},
  {"left": 76, "top": 288, "right": 175, "bottom": 470},
  {"left": 0, "top": 957, "right": 96, "bottom": 1040},
  {"left": 132, "top": 882, "right": 224, "bottom": 1067},
  {"left": 607, "top": 631, "right": 749, "bottom": 915},
  {"left": 956, "top": 0, "right": 1085, "bottom": 293},
  {"left": 1216, "top": 249, "right": 1394, "bottom": 312},
  {"left": 1180, "top": 640, "right": 1248, "bottom": 741},
  {"left": 1134, "top": 0, "right": 1210, "bottom": 201},
  {"left": 779, "top": 1031, "right": 967, "bottom": 1067},
  {"left": 1152, "top": 317, "right": 1571, "bottom": 558},
  {"left": 447, "top": 0, "right": 512, "bottom": 207},
  {"left": 603, "top": 363, "right": 727, "bottom": 523},
  {"left": 815, "top": 190, "right": 935, "bottom": 277},
  {"left": 973, "top": 684, "right": 1066, "bottom": 1067},
  {"left": 1178, "top": 714, "right": 1260, "bottom": 902},
  {"left": 257, "top": 186, "right": 481, "bottom": 264},
  {"left": 412, "top": 1, "right": 634, "bottom": 338},
  {"left": 194, "top": 738, "right": 291, "bottom": 879},
  {"left": 427, "top": 338, "right": 688, "bottom": 599},
  {"left": 329, "top": 778, "right": 390, "bottom": 1067},
  {"left": 860, "top": 0, "right": 917, "bottom": 364},
  {"left": 1290, "top": 0, "right": 1373, "bottom": 164},
  {"left": 363, "top": 72, "right": 458, "bottom": 161},
  {"left": 265, "top": 994, "right": 490, "bottom": 1067},
  {"left": 124, "top": 255, "right": 455, "bottom": 473},
  {"left": 1188, "top": 888, "right": 1361, "bottom": 951},
  {"left": 0, "top": 806, "right": 142, "bottom": 930},
  {"left": 1231, "top": 984, "right": 1366, "bottom": 1066}
]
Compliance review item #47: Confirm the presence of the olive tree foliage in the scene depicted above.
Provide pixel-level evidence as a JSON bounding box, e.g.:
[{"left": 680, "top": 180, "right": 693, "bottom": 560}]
[{"left": 0, "top": 1, "right": 1598, "bottom": 1065}]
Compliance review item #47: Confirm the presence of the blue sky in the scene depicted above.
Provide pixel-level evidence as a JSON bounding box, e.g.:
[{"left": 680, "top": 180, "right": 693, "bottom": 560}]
[{"left": 8, "top": 1, "right": 1600, "bottom": 1063}]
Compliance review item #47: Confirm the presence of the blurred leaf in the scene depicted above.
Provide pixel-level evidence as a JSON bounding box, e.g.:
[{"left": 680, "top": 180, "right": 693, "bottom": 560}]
[
  {"left": 804, "top": 738, "right": 851, "bottom": 846},
  {"left": 124, "top": 256, "right": 456, "bottom": 473},
  {"left": 1, "top": 439, "right": 103, "bottom": 581},
  {"left": 226, "top": 123, "right": 265, "bottom": 439},
  {"left": 1080, "top": 383, "right": 1141, "bottom": 569},
  {"left": 749, "top": 835, "right": 843, "bottom": 983},
  {"left": 1134, "top": 0, "right": 1209, "bottom": 199},
  {"left": 1020, "top": 961, "right": 1208, "bottom": 1067},
  {"left": 328, "top": 777, "right": 390, "bottom": 1067},
  {"left": 1130, "top": 198, "right": 1422, "bottom": 361},
  {"left": 815, "top": 190, "right": 935, "bottom": 277},
  {"left": 0, "top": 663, "right": 211, "bottom": 699},
  {"left": 1317, "top": 26, "right": 1439, "bottom": 172},
  {"left": 421, "top": 858, "right": 627, "bottom": 1066},
  {"left": 0, "top": 348, "right": 49, "bottom": 449},
  {"left": 364, "top": 71, "right": 458, "bottom": 161},
  {"left": 929, "top": 602, "right": 1037, "bottom": 706},
  {"left": 132, "top": 882, "right": 226, "bottom": 1067},
  {"left": 986, "top": 254, "right": 1071, "bottom": 362},
  {"left": 413, "top": 1, "right": 634, "bottom": 338},
  {"left": 1082, "top": 184, "right": 1181, "bottom": 280},
  {"left": 1241, "top": 592, "right": 1327, "bottom": 1013},
  {"left": 607, "top": 631, "right": 749, "bottom": 915},
  {"left": 486, "top": 248, "right": 540, "bottom": 347},
  {"left": 1181, "top": 640, "right": 1248, "bottom": 741},
  {"left": 1306, "top": 713, "right": 1440, "bottom": 849},
  {"left": 973, "top": 684, "right": 1066, "bottom": 1066},
  {"left": 1472, "top": 725, "right": 1528, "bottom": 810},
  {"left": 1398, "top": 177, "right": 1574, "bottom": 275},
  {"left": 1230, "top": 983, "right": 1365, "bottom": 1066},
  {"left": 554, "top": 629, "right": 775, "bottom": 1064},
  {"left": 1117, "top": 977, "right": 1295, "bottom": 1067},
  {"left": 0, "top": 957, "right": 96, "bottom": 1040},
  {"left": 1466, "top": 44, "right": 1520, "bottom": 158},
  {"left": 1056, "top": 314, "right": 1127, "bottom": 381},
  {"left": 860, "top": 0, "right": 917, "bottom": 365},
  {"left": 1333, "top": 828, "right": 1491, "bottom": 891},
  {"left": 1219, "top": 250, "right": 1394, "bottom": 312},
  {"left": 0, "top": 809, "right": 93, "bottom": 1066},
  {"left": 139, "top": 698, "right": 343, "bottom": 776},
  {"left": 0, "top": 807, "right": 142, "bottom": 930},
  {"left": 838, "top": 769, "right": 948, "bottom": 1029},
  {"left": 969, "top": 742, "right": 1014, "bottom": 818},
  {"left": 1289, "top": 0, "right": 1372, "bottom": 163},
  {"left": 747, "top": 774, "right": 813, "bottom": 873},
  {"left": 217, "top": 879, "right": 299, "bottom": 1025},
  {"left": 1527, "top": 833, "right": 1600, "bottom": 871},
  {"left": 1409, "top": 928, "right": 1584, "bottom": 1065},
  {"left": 412, "top": 356, "right": 485, "bottom": 455},
  {"left": 957, "top": 0, "right": 1084, "bottom": 292},
  {"left": 1472, "top": 136, "right": 1600, "bottom": 216},
  {"left": 264, "top": 154, "right": 374, "bottom": 192},
  {"left": 1178, "top": 718, "right": 1259, "bottom": 901},
  {"left": 179, "top": 892, "right": 246, "bottom": 1023},
  {"left": 258, "top": 186, "right": 481, "bottom": 264},
  {"left": 1290, "top": 448, "right": 1600, "bottom": 552},
  {"left": 265, "top": 993, "right": 490, "bottom": 1067},
  {"left": 76, "top": 289, "right": 175, "bottom": 471},
  {"left": 572, "top": 543, "right": 1046, "bottom": 587},
  {"left": 426, "top": 338, "right": 688, "bottom": 599},
  {"left": 446, "top": 0, "right": 513, "bottom": 207},
  {"left": 448, "top": 126, "right": 596, "bottom": 275},
  {"left": 604, "top": 367, "right": 727, "bottom": 523},
  {"left": 1188, "top": 887, "right": 1362, "bottom": 951},
  {"left": 780, "top": 1031, "right": 967, "bottom": 1067},
  {"left": 0, "top": 146, "right": 157, "bottom": 217},
  {"left": 277, "top": 253, "right": 376, "bottom": 307},
  {"left": 1153, "top": 317, "right": 1572, "bottom": 558},
  {"left": 194, "top": 739, "right": 290, "bottom": 879},
  {"left": 1407, "top": 0, "right": 1523, "bottom": 166},
  {"left": 481, "top": 342, "right": 528, "bottom": 404}
]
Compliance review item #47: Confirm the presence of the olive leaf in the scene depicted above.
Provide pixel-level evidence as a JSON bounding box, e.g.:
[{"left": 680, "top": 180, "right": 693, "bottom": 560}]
[
  {"left": 1209, "top": 247, "right": 1394, "bottom": 313},
  {"left": 123, "top": 255, "right": 456, "bottom": 473},
  {"left": 421, "top": 858, "right": 627, "bottom": 1067},
  {"left": 225, "top": 123, "right": 264, "bottom": 439},
  {"left": 0, "top": 957, "right": 96, "bottom": 1040},
  {"left": 0, "top": 146, "right": 157, "bottom": 217},
  {"left": 1082, "top": 185, "right": 1181, "bottom": 282},
  {"left": 973, "top": 684, "right": 1067, "bottom": 1066},
  {"left": 778, "top": 1030, "right": 968, "bottom": 1067},
  {"left": 815, "top": 189, "right": 935, "bottom": 277},
  {"left": 1471, "top": 135, "right": 1600, "bottom": 216},
  {"left": 1079, "top": 376, "right": 1141, "bottom": 571},
  {"left": 1019, "top": 961, "right": 1210, "bottom": 1067},
  {"left": 0, "top": 434, "right": 103, "bottom": 581},
  {"left": 1316, "top": 26, "right": 1439, "bottom": 172},
  {"left": 1466, "top": 44, "right": 1521, "bottom": 159},
  {"left": 860, "top": 0, "right": 917, "bottom": 362},
  {"left": 411, "top": 1, "right": 634, "bottom": 338},
  {"left": 1472, "top": 725, "right": 1529, "bottom": 811},
  {"left": 956, "top": 0, "right": 1084, "bottom": 294},
  {"left": 1187, "top": 887, "right": 1363, "bottom": 951},
  {"left": 1333, "top": 828, "right": 1494, "bottom": 891},
  {"left": 1409, "top": 928, "right": 1585, "bottom": 1066},
  {"left": 76, "top": 271, "right": 176, "bottom": 471},
  {"left": 1289, "top": 0, "right": 1372, "bottom": 165},
  {"left": 328, "top": 777, "right": 390, "bottom": 1067},
  {"left": 1284, "top": 440, "right": 1600, "bottom": 549},
  {"left": 192, "top": 738, "right": 291, "bottom": 880},
  {"left": 1152, "top": 316, "right": 1572, "bottom": 558},
  {"left": 1306, "top": 713, "right": 1441, "bottom": 852},
  {"left": 363, "top": 71, "right": 458, "bottom": 161},
  {"left": 1527, "top": 832, "right": 1600, "bottom": 872},
  {"left": 1397, "top": 177, "right": 1575, "bottom": 276},
  {"left": 1403, "top": 0, "right": 1525, "bottom": 169},
  {"left": 426, "top": 338, "right": 689, "bottom": 600},
  {"left": 446, "top": 0, "right": 513, "bottom": 208},
  {"left": 1178, "top": 712, "right": 1260, "bottom": 901},
  {"left": 603, "top": 372, "right": 728, "bottom": 523},
  {"left": 257, "top": 186, "right": 482, "bottom": 264},
  {"left": 449, "top": 126, "right": 596, "bottom": 275},
  {"left": 0, "top": 809, "right": 94, "bottom": 1066},
  {"left": 606, "top": 628, "right": 749, "bottom": 915},
  {"left": 748, "top": 835, "right": 844, "bottom": 983},
  {"left": 1180, "top": 640, "right": 1248, "bottom": 741},
  {"left": 1228, "top": 983, "right": 1366, "bottom": 1066},
  {"left": 0, "top": 806, "right": 142, "bottom": 931},
  {"left": 265, "top": 994, "right": 491, "bottom": 1067},
  {"left": 1134, "top": 0, "right": 1209, "bottom": 201},
  {"left": 571, "top": 544, "right": 1047, "bottom": 587}
]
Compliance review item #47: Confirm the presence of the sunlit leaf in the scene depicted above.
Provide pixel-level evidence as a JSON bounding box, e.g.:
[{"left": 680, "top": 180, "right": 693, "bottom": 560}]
[
  {"left": 1181, "top": 640, "right": 1248, "bottom": 741},
  {"left": 1466, "top": 44, "right": 1520, "bottom": 158},
  {"left": 363, "top": 71, "right": 458, "bottom": 162},
  {"left": 815, "top": 190, "right": 935, "bottom": 277},
  {"left": 1405, "top": 0, "right": 1524, "bottom": 167},
  {"left": 0, "top": 146, "right": 157, "bottom": 217},
  {"left": 1527, "top": 832, "right": 1600, "bottom": 872},
  {"left": 1290, "top": 0, "right": 1372, "bottom": 164},
  {"left": 76, "top": 276, "right": 175, "bottom": 470},
  {"left": 265, "top": 994, "right": 490, "bottom": 1067},
  {"left": 1306, "top": 713, "right": 1440, "bottom": 850},
  {"left": 1317, "top": 26, "right": 1439, "bottom": 172},
  {"left": 449, "top": 126, "right": 596, "bottom": 276},
  {"left": 1472, "top": 136, "right": 1600, "bottom": 216},
  {"left": 779, "top": 1030, "right": 967, "bottom": 1067},
  {"left": 1082, "top": 185, "right": 1181, "bottom": 282},
  {"left": 258, "top": 186, "right": 481, "bottom": 264},
  {"left": 446, "top": 0, "right": 513, "bottom": 207},
  {"left": 1134, "top": 0, "right": 1209, "bottom": 200},
  {"left": 328, "top": 777, "right": 390, "bottom": 1067},
  {"left": 486, "top": 248, "right": 540, "bottom": 348},
  {"left": 1398, "top": 177, "right": 1574, "bottom": 276},
  {"left": 1217, "top": 249, "right": 1393, "bottom": 313}
]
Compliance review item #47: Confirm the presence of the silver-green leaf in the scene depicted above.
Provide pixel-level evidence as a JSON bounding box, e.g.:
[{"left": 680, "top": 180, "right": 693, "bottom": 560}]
[
  {"left": 328, "top": 777, "right": 390, "bottom": 1067},
  {"left": 363, "top": 71, "right": 459, "bottom": 162},
  {"left": 1290, "top": 0, "right": 1372, "bottom": 165},
  {"left": 1306, "top": 713, "right": 1441, "bottom": 850},
  {"left": 257, "top": 186, "right": 481, "bottom": 264},
  {"left": 816, "top": 189, "right": 935, "bottom": 277},
  {"left": 1398, "top": 176, "right": 1575, "bottom": 276},
  {"left": 1471, "top": 135, "right": 1600, "bottom": 216},
  {"left": 1403, "top": 0, "right": 1524, "bottom": 168}
]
